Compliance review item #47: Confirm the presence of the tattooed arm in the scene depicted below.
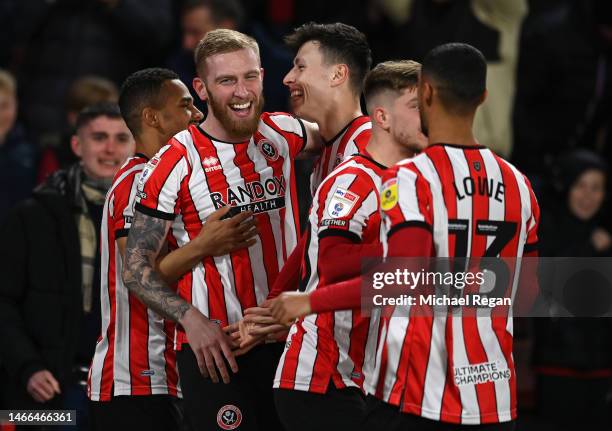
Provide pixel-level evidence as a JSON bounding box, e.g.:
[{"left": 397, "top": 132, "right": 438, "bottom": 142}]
[{"left": 122, "top": 210, "right": 239, "bottom": 383}]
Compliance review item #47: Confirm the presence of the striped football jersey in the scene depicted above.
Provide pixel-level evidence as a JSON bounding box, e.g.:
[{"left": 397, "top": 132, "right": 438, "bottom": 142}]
[
  {"left": 369, "top": 143, "right": 540, "bottom": 425},
  {"left": 88, "top": 154, "right": 179, "bottom": 401},
  {"left": 135, "top": 113, "right": 305, "bottom": 348},
  {"left": 275, "top": 154, "right": 385, "bottom": 393}
]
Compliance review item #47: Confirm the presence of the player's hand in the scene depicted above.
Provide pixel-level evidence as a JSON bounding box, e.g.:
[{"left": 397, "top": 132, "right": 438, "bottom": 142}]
[
  {"left": 180, "top": 307, "right": 239, "bottom": 383},
  {"left": 194, "top": 206, "right": 258, "bottom": 257},
  {"left": 223, "top": 321, "right": 265, "bottom": 356},
  {"left": 26, "top": 370, "right": 61, "bottom": 403},
  {"left": 270, "top": 292, "right": 312, "bottom": 325}
]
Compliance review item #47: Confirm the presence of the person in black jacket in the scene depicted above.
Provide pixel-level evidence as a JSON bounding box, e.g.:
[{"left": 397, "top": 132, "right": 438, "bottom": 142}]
[
  {"left": 0, "top": 103, "right": 134, "bottom": 430},
  {"left": 533, "top": 149, "right": 612, "bottom": 429}
]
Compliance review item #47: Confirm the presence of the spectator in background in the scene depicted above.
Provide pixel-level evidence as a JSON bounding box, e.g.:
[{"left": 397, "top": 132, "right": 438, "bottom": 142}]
[
  {"left": 0, "top": 69, "right": 36, "bottom": 222},
  {"left": 0, "top": 103, "right": 134, "bottom": 430},
  {"left": 37, "top": 76, "right": 119, "bottom": 183},
  {"left": 376, "top": 0, "right": 527, "bottom": 158},
  {"left": 534, "top": 149, "right": 612, "bottom": 429},
  {"left": 513, "top": 0, "right": 612, "bottom": 185},
  {"left": 168, "top": 0, "right": 244, "bottom": 112},
  {"left": 12, "top": 0, "right": 172, "bottom": 149},
  {"left": 167, "top": 0, "right": 292, "bottom": 113}
]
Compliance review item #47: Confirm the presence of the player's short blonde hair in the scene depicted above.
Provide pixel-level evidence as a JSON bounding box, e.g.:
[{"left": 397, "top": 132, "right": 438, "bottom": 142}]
[
  {"left": 194, "top": 29, "right": 260, "bottom": 79},
  {"left": 0, "top": 69, "right": 17, "bottom": 96},
  {"left": 364, "top": 60, "right": 421, "bottom": 109}
]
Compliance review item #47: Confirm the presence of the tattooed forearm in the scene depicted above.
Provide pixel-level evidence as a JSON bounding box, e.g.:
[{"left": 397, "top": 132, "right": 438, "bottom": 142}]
[{"left": 122, "top": 211, "right": 191, "bottom": 322}]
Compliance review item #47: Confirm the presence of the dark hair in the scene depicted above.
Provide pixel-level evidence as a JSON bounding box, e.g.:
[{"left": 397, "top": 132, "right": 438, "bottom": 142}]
[
  {"left": 182, "top": 0, "right": 244, "bottom": 28},
  {"left": 118, "top": 68, "right": 179, "bottom": 136},
  {"left": 422, "top": 43, "right": 486, "bottom": 114},
  {"left": 284, "top": 22, "right": 372, "bottom": 95},
  {"left": 75, "top": 102, "right": 122, "bottom": 131},
  {"left": 364, "top": 60, "right": 421, "bottom": 110}
]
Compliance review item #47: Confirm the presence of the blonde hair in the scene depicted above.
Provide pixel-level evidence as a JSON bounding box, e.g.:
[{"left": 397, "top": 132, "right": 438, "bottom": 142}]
[
  {"left": 0, "top": 69, "right": 17, "bottom": 96},
  {"left": 364, "top": 60, "right": 421, "bottom": 100},
  {"left": 194, "top": 29, "right": 260, "bottom": 78}
]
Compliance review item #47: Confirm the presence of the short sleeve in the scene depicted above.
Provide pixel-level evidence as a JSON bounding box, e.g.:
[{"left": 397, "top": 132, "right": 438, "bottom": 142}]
[
  {"left": 261, "top": 112, "right": 306, "bottom": 159},
  {"left": 316, "top": 170, "right": 378, "bottom": 242},
  {"left": 381, "top": 164, "right": 433, "bottom": 238},
  {"left": 135, "top": 142, "right": 189, "bottom": 220},
  {"left": 110, "top": 172, "right": 139, "bottom": 238}
]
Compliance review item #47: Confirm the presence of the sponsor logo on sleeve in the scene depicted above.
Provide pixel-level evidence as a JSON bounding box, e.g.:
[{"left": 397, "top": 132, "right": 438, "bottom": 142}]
[
  {"left": 137, "top": 155, "right": 161, "bottom": 192},
  {"left": 327, "top": 187, "right": 359, "bottom": 218},
  {"left": 381, "top": 178, "right": 398, "bottom": 211}
]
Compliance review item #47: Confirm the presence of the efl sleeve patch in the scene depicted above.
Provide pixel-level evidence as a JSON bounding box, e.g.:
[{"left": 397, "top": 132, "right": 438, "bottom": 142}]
[{"left": 327, "top": 187, "right": 359, "bottom": 219}]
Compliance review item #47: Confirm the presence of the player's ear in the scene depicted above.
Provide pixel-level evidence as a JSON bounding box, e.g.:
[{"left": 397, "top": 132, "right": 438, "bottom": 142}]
[
  {"left": 70, "top": 134, "right": 82, "bottom": 158},
  {"left": 142, "top": 107, "right": 158, "bottom": 128},
  {"left": 478, "top": 89, "right": 488, "bottom": 106},
  {"left": 423, "top": 82, "right": 434, "bottom": 107},
  {"left": 330, "top": 64, "right": 349, "bottom": 88},
  {"left": 373, "top": 106, "right": 390, "bottom": 132},
  {"left": 193, "top": 77, "right": 208, "bottom": 102},
  {"left": 260, "top": 67, "right": 265, "bottom": 81}
]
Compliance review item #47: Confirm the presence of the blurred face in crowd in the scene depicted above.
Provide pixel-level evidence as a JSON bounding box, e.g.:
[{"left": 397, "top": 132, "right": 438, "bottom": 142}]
[
  {"left": 195, "top": 48, "right": 264, "bottom": 139},
  {"left": 0, "top": 89, "right": 17, "bottom": 141},
  {"left": 182, "top": 6, "right": 236, "bottom": 52},
  {"left": 387, "top": 87, "right": 428, "bottom": 152},
  {"left": 283, "top": 41, "right": 335, "bottom": 122},
  {"left": 155, "top": 79, "right": 203, "bottom": 139},
  {"left": 568, "top": 169, "right": 606, "bottom": 221},
  {"left": 71, "top": 116, "right": 134, "bottom": 180}
]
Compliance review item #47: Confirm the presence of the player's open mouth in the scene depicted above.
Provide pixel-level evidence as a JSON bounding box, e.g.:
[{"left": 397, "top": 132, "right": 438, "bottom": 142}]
[
  {"left": 229, "top": 101, "right": 253, "bottom": 117},
  {"left": 290, "top": 89, "right": 304, "bottom": 103}
]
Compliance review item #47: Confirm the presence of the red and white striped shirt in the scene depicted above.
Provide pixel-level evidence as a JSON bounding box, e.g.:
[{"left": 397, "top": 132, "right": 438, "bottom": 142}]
[
  {"left": 88, "top": 155, "right": 180, "bottom": 401},
  {"left": 135, "top": 113, "right": 305, "bottom": 348},
  {"left": 370, "top": 143, "right": 540, "bottom": 424},
  {"left": 309, "top": 116, "right": 371, "bottom": 196},
  {"left": 275, "top": 154, "right": 384, "bottom": 393}
]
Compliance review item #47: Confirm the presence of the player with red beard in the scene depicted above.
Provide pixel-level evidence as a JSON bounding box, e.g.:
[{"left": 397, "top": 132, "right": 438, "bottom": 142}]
[{"left": 122, "top": 29, "right": 322, "bottom": 431}]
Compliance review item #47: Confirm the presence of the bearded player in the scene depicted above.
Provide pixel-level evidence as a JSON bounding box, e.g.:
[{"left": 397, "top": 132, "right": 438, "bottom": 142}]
[
  {"left": 89, "top": 67, "right": 260, "bottom": 430},
  {"left": 122, "top": 30, "right": 322, "bottom": 431}
]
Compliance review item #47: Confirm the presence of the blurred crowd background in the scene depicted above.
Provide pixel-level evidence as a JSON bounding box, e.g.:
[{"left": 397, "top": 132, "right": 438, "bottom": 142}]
[{"left": 0, "top": 0, "right": 611, "bottom": 429}]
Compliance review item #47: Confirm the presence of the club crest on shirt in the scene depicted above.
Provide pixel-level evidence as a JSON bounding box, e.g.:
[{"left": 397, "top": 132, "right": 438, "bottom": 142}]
[
  {"left": 257, "top": 139, "right": 279, "bottom": 161},
  {"left": 381, "top": 178, "right": 398, "bottom": 211},
  {"left": 327, "top": 187, "right": 358, "bottom": 218},
  {"left": 217, "top": 405, "right": 242, "bottom": 430}
]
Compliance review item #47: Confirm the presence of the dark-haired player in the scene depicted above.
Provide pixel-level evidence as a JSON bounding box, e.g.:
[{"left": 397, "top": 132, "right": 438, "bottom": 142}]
[
  {"left": 269, "top": 61, "right": 426, "bottom": 431},
  {"left": 272, "top": 43, "right": 540, "bottom": 431},
  {"left": 246, "top": 22, "right": 374, "bottom": 316},
  {"left": 283, "top": 22, "right": 373, "bottom": 195},
  {"left": 88, "top": 67, "right": 257, "bottom": 430}
]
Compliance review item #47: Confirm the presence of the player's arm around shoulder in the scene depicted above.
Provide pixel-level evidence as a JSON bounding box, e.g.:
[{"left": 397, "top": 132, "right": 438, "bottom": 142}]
[{"left": 297, "top": 119, "right": 324, "bottom": 159}]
